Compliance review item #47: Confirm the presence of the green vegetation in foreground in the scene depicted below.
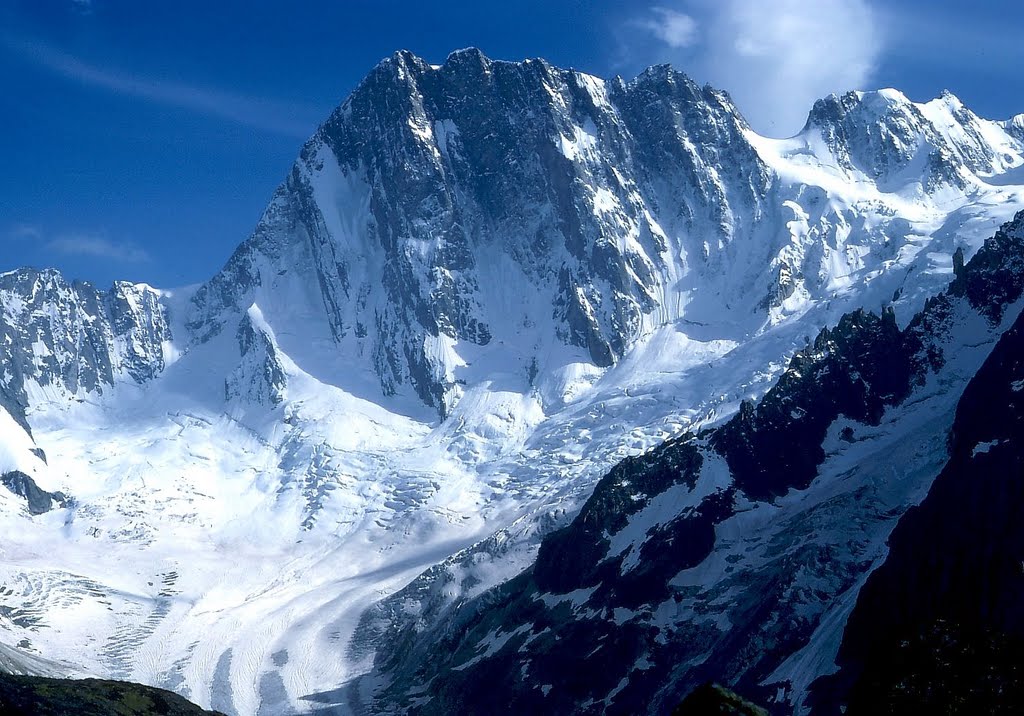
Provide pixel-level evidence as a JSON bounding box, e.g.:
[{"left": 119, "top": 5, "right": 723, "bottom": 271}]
[
  {"left": 673, "top": 682, "right": 770, "bottom": 716},
  {"left": 0, "top": 672, "right": 225, "bottom": 715}
]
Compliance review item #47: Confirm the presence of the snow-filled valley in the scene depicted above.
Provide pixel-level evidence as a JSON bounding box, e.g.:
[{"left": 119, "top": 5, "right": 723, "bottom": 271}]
[{"left": 2, "top": 50, "right": 1024, "bottom": 714}]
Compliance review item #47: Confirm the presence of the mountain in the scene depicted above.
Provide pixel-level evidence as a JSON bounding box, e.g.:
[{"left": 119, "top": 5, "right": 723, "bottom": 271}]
[
  {"left": 0, "top": 268, "right": 169, "bottom": 411},
  {"left": 0, "top": 49, "right": 1022, "bottom": 715},
  {"left": 185, "top": 49, "right": 1024, "bottom": 419},
  {"left": 186, "top": 50, "right": 771, "bottom": 416},
  {"left": 0, "top": 267, "right": 167, "bottom": 524},
  {"left": 362, "top": 211, "right": 1024, "bottom": 714}
]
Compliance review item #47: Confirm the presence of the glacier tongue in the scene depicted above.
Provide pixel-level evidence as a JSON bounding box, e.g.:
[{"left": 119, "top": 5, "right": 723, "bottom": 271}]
[{"left": 0, "top": 49, "right": 1022, "bottom": 715}]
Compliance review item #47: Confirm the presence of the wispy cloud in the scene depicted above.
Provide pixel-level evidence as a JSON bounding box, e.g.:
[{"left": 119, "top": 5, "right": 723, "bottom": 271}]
[
  {"left": 1, "top": 35, "right": 318, "bottom": 139},
  {"left": 5, "top": 224, "right": 150, "bottom": 263},
  {"left": 5, "top": 224, "right": 44, "bottom": 242},
  {"left": 46, "top": 233, "right": 151, "bottom": 263},
  {"left": 626, "top": 0, "right": 883, "bottom": 137},
  {"left": 634, "top": 7, "right": 699, "bottom": 48}
]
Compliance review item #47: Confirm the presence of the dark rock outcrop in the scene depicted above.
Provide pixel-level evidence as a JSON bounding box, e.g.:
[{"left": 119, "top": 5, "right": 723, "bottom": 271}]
[
  {"left": 0, "top": 471, "right": 68, "bottom": 515},
  {"left": 673, "top": 683, "right": 768, "bottom": 716}
]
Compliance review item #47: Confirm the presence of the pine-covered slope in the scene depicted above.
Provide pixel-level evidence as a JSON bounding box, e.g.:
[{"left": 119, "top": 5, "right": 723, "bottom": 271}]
[{"left": 0, "top": 672, "right": 224, "bottom": 716}]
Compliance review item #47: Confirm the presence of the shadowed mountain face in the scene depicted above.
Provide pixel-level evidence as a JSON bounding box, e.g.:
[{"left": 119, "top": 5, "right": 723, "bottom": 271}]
[
  {"left": 185, "top": 50, "right": 773, "bottom": 414},
  {"left": 183, "top": 49, "right": 1024, "bottom": 417},
  {"left": 0, "top": 270, "right": 169, "bottom": 412},
  {"left": 2, "top": 51, "right": 1023, "bottom": 424},
  {"left": 808, "top": 269, "right": 1024, "bottom": 714}
]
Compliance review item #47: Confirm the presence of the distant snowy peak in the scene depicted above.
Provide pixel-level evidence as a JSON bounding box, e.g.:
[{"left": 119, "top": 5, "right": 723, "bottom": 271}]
[
  {"left": 0, "top": 268, "right": 170, "bottom": 411},
  {"left": 1006, "top": 112, "right": 1024, "bottom": 142}
]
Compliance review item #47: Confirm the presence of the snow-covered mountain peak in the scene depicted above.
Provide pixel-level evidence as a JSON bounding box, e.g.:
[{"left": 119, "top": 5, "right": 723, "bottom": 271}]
[
  {"left": 631, "top": 61, "right": 695, "bottom": 87},
  {"left": 186, "top": 50, "right": 774, "bottom": 416},
  {"left": 1005, "top": 112, "right": 1024, "bottom": 141},
  {"left": 440, "top": 45, "right": 492, "bottom": 68},
  {"left": 934, "top": 87, "right": 966, "bottom": 109},
  {"left": 800, "top": 86, "right": 1023, "bottom": 189},
  {"left": 0, "top": 267, "right": 170, "bottom": 408},
  {"left": 224, "top": 304, "right": 288, "bottom": 408},
  {"left": 178, "top": 53, "right": 1024, "bottom": 424}
]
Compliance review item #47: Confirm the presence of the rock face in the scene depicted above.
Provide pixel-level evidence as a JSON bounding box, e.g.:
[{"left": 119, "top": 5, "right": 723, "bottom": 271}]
[
  {"left": 0, "top": 269, "right": 170, "bottom": 413},
  {"left": 186, "top": 50, "right": 773, "bottom": 414},
  {"left": 1004, "top": 113, "right": 1024, "bottom": 143},
  {"left": 366, "top": 212, "right": 1024, "bottom": 714},
  {"left": 0, "top": 471, "right": 68, "bottom": 515},
  {"left": 806, "top": 89, "right": 1018, "bottom": 189},
  {"left": 2, "top": 53, "right": 1022, "bottom": 427},
  {"left": 224, "top": 306, "right": 288, "bottom": 406},
  {"left": 0, "top": 269, "right": 164, "bottom": 519}
]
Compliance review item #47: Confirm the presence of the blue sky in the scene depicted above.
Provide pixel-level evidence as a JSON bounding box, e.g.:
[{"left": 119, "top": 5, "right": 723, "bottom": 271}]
[{"left": 2, "top": 0, "right": 1023, "bottom": 288}]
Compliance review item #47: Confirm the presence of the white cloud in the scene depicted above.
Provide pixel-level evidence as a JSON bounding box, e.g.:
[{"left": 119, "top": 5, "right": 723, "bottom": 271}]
[
  {"left": 5, "top": 224, "right": 43, "bottom": 242},
  {"left": 631, "top": 0, "right": 883, "bottom": 137},
  {"left": 4, "top": 224, "right": 149, "bottom": 263},
  {"left": 636, "top": 8, "right": 699, "bottom": 49},
  {"left": 46, "top": 234, "right": 151, "bottom": 263},
  {"left": 1, "top": 36, "right": 318, "bottom": 139}
]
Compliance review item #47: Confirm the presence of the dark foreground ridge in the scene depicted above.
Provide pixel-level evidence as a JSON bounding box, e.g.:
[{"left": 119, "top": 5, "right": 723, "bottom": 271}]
[
  {"left": 0, "top": 672, "right": 224, "bottom": 715},
  {"left": 0, "top": 471, "right": 69, "bottom": 515},
  {"left": 810, "top": 270, "right": 1024, "bottom": 712}
]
